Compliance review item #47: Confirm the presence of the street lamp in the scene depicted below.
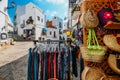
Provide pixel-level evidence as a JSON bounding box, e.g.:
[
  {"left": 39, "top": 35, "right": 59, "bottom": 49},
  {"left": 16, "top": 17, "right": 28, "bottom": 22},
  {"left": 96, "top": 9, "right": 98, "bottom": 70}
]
[{"left": 4, "top": 1, "right": 16, "bottom": 11}]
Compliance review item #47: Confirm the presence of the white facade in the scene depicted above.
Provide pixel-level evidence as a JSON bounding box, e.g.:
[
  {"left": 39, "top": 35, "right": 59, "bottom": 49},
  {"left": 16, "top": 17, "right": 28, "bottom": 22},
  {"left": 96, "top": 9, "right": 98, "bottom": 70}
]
[
  {"left": 46, "top": 27, "right": 59, "bottom": 40},
  {"left": 52, "top": 16, "right": 63, "bottom": 40},
  {"left": 0, "top": 0, "right": 13, "bottom": 37},
  {"left": 52, "top": 16, "right": 63, "bottom": 29},
  {"left": 15, "top": 2, "right": 45, "bottom": 40},
  {"left": 0, "top": 0, "right": 8, "bottom": 33},
  {"left": 62, "top": 21, "right": 68, "bottom": 40}
]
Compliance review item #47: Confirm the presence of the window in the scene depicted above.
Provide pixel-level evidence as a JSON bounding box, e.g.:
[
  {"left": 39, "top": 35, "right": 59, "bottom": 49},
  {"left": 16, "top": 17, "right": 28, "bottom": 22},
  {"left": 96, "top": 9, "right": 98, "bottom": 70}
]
[
  {"left": 54, "top": 31, "right": 56, "bottom": 38},
  {"left": 23, "top": 30, "right": 26, "bottom": 34},
  {"left": 43, "top": 38, "right": 44, "bottom": 40},
  {"left": 21, "top": 20, "right": 25, "bottom": 28},
  {"left": 37, "top": 16, "right": 40, "bottom": 21},
  {"left": 59, "top": 22, "right": 62, "bottom": 28},
  {"left": 50, "top": 31, "right": 52, "bottom": 35},
  {"left": 41, "top": 18, "right": 43, "bottom": 23},
  {"left": 14, "top": 14, "right": 17, "bottom": 20},
  {"left": 54, "top": 17, "right": 56, "bottom": 19},
  {"left": 39, "top": 37, "right": 41, "bottom": 40}
]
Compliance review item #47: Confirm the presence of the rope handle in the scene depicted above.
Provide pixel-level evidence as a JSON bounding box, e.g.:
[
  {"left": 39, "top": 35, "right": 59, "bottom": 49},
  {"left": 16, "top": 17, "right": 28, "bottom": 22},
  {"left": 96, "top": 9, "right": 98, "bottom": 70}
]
[
  {"left": 92, "top": 29, "right": 102, "bottom": 49},
  {"left": 87, "top": 29, "right": 102, "bottom": 49}
]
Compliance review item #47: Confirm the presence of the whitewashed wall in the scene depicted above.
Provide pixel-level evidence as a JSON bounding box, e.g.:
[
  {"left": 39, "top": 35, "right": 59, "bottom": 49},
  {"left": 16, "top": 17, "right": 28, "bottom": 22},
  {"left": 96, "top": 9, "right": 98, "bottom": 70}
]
[
  {"left": 15, "top": 2, "right": 45, "bottom": 40},
  {"left": 0, "top": 0, "right": 8, "bottom": 33}
]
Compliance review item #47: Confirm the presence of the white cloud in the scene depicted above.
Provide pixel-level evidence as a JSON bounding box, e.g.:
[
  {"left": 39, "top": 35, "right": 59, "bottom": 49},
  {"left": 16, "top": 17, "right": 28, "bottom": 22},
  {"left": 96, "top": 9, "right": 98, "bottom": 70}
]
[
  {"left": 45, "top": 10, "right": 58, "bottom": 17},
  {"left": 64, "top": 2, "right": 68, "bottom": 7},
  {"left": 64, "top": 11, "right": 67, "bottom": 16},
  {"left": 46, "top": 0, "right": 65, "bottom": 4},
  {"left": 36, "top": 0, "right": 42, "bottom": 2},
  {"left": 51, "top": 11, "right": 57, "bottom": 17}
]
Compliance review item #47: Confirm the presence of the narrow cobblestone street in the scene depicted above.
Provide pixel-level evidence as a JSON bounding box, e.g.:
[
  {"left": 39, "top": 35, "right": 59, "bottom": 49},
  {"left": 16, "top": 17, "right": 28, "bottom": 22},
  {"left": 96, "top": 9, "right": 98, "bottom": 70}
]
[
  {"left": 0, "top": 41, "right": 33, "bottom": 67},
  {"left": 0, "top": 41, "right": 34, "bottom": 80}
]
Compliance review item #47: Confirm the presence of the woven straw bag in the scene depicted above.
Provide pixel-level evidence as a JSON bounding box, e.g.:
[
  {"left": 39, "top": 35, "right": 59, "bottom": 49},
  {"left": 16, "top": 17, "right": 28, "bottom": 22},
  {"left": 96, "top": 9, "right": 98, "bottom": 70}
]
[
  {"left": 103, "top": 34, "right": 120, "bottom": 53},
  {"left": 108, "top": 54, "right": 120, "bottom": 74},
  {"left": 80, "top": 46, "right": 107, "bottom": 62},
  {"left": 82, "top": 66, "right": 107, "bottom": 80},
  {"left": 80, "top": 8, "right": 99, "bottom": 28},
  {"left": 80, "top": 29, "right": 107, "bottom": 63}
]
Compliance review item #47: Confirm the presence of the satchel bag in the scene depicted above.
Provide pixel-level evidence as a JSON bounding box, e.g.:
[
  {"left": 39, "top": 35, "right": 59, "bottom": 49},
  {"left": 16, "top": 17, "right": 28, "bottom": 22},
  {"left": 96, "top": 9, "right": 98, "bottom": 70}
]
[
  {"left": 103, "top": 33, "right": 120, "bottom": 53},
  {"left": 80, "top": 29, "right": 107, "bottom": 62},
  {"left": 80, "top": 8, "right": 99, "bottom": 28}
]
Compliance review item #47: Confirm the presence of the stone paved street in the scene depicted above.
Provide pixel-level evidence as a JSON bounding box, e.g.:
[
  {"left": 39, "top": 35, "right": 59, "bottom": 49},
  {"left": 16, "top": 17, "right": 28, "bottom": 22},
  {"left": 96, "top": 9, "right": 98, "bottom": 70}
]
[{"left": 0, "top": 41, "right": 34, "bottom": 80}]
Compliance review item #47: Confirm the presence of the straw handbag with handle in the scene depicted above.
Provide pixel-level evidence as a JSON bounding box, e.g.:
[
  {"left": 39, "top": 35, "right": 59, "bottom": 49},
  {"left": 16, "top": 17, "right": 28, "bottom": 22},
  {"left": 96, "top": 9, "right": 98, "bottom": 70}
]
[
  {"left": 80, "top": 8, "right": 99, "bottom": 28},
  {"left": 82, "top": 66, "right": 107, "bottom": 80},
  {"left": 80, "top": 29, "right": 107, "bottom": 62},
  {"left": 103, "top": 34, "right": 120, "bottom": 53}
]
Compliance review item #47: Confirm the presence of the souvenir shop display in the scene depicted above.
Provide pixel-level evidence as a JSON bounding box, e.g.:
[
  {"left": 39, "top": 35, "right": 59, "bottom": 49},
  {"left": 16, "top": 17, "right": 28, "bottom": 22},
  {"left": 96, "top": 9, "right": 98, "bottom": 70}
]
[
  {"left": 27, "top": 0, "right": 120, "bottom": 79},
  {"left": 80, "top": 0, "right": 120, "bottom": 79}
]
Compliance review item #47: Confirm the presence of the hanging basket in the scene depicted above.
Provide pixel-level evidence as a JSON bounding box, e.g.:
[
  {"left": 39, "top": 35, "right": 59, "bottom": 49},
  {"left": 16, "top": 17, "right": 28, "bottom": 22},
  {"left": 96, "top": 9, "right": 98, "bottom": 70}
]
[
  {"left": 80, "top": 8, "right": 99, "bottom": 28},
  {"left": 103, "top": 34, "right": 120, "bottom": 53},
  {"left": 80, "top": 29, "right": 107, "bottom": 63},
  {"left": 82, "top": 66, "right": 107, "bottom": 80}
]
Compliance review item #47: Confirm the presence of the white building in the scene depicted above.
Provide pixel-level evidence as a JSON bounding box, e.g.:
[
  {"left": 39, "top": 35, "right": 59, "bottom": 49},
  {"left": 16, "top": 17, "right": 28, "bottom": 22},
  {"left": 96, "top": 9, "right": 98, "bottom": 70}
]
[
  {"left": 68, "top": 0, "right": 81, "bottom": 28},
  {"left": 45, "top": 20, "right": 59, "bottom": 40},
  {"left": 0, "top": 0, "right": 14, "bottom": 42},
  {"left": 15, "top": 2, "right": 45, "bottom": 40},
  {"left": 52, "top": 16, "right": 63, "bottom": 40},
  {"left": 62, "top": 21, "right": 69, "bottom": 40},
  {"left": 46, "top": 27, "right": 58, "bottom": 40}
]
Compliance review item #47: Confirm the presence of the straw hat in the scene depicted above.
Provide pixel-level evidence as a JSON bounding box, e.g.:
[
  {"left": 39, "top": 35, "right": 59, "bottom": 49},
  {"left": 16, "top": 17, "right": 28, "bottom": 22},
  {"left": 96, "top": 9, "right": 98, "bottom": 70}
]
[
  {"left": 103, "top": 34, "right": 120, "bottom": 53},
  {"left": 108, "top": 54, "right": 120, "bottom": 74}
]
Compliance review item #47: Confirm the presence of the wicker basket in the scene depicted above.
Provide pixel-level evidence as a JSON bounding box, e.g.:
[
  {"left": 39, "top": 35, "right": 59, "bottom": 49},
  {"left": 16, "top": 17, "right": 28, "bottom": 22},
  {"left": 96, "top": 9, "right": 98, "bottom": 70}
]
[
  {"left": 103, "top": 34, "right": 120, "bottom": 53},
  {"left": 80, "top": 45, "right": 107, "bottom": 63},
  {"left": 82, "top": 66, "right": 107, "bottom": 80}
]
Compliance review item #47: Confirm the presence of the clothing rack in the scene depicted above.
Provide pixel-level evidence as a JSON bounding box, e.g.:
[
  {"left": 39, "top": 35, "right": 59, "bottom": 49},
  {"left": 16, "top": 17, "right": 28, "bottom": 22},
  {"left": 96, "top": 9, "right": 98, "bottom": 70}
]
[
  {"left": 33, "top": 39, "right": 71, "bottom": 45},
  {"left": 33, "top": 39, "right": 72, "bottom": 52}
]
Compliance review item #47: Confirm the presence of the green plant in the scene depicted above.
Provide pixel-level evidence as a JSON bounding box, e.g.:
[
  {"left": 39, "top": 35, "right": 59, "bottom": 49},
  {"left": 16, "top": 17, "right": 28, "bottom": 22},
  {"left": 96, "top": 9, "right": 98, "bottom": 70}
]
[{"left": 12, "top": 37, "right": 17, "bottom": 41}]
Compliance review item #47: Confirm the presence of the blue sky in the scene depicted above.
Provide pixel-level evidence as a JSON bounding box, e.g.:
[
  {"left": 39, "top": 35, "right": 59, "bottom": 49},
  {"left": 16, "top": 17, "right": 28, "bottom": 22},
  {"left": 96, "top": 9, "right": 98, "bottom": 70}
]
[{"left": 8, "top": 0, "right": 68, "bottom": 22}]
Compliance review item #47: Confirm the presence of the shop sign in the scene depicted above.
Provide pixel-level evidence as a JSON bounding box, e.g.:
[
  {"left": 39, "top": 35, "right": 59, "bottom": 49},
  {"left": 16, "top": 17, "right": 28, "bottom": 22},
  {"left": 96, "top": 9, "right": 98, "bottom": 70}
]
[{"left": 0, "top": 33, "right": 7, "bottom": 40}]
